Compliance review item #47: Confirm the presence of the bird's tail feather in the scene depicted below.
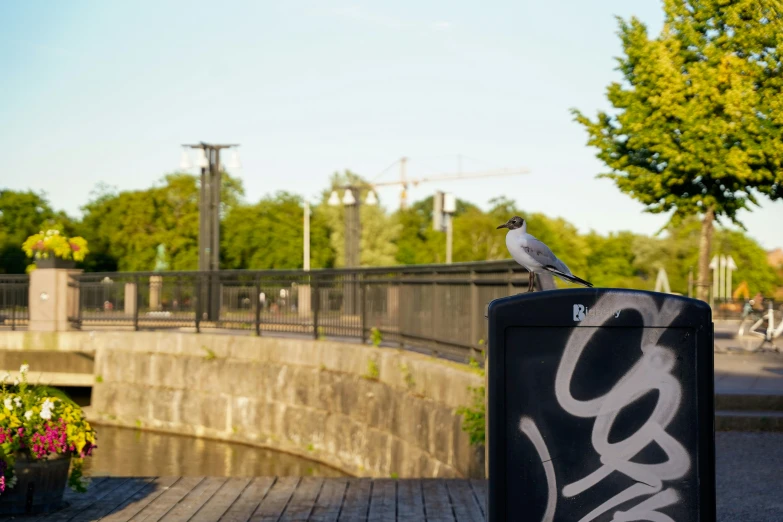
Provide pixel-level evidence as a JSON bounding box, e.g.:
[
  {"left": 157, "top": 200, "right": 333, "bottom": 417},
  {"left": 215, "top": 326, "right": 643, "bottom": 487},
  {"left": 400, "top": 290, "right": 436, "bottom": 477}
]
[{"left": 544, "top": 266, "right": 593, "bottom": 288}]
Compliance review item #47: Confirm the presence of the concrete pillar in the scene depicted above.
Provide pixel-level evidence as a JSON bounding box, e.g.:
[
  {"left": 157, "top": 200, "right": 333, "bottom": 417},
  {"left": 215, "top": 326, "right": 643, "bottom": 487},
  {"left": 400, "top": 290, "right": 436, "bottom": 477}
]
[
  {"left": 149, "top": 275, "right": 163, "bottom": 311},
  {"left": 297, "top": 285, "right": 311, "bottom": 317},
  {"left": 386, "top": 285, "right": 399, "bottom": 322},
  {"left": 124, "top": 283, "right": 137, "bottom": 316},
  {"left": 28, "top": 268, "right": 82, "bottom": 332}
]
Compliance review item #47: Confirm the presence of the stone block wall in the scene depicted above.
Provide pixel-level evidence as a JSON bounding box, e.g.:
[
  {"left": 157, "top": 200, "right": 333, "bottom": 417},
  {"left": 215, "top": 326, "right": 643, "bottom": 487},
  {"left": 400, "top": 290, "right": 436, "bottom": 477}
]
[{"left": 89, "top": 332, "right": 485, "bottom": 478}]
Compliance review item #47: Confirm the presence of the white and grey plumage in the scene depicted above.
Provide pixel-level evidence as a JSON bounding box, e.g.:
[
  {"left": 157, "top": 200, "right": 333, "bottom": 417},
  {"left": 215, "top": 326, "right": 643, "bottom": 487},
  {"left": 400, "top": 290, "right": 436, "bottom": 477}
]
[{"left": 497, "top": 216, "right": 593, "bottom": 292}]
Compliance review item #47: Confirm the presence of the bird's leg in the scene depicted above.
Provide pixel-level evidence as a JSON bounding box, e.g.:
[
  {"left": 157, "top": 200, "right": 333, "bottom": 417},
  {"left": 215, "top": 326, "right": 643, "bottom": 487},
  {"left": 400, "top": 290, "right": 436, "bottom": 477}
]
[{"left": 528, "top": 272, "right": 535, "bottom": 292}]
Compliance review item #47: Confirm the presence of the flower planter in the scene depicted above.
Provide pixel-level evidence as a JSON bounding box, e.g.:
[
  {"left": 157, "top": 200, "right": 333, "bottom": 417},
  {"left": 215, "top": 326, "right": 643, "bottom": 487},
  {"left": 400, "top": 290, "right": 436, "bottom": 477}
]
[
  {"left": 34, "top": 258, "right": 75, "bottom": 269},
  {"left": 0, "top": 453, "right": 70, "bottom": 515}
]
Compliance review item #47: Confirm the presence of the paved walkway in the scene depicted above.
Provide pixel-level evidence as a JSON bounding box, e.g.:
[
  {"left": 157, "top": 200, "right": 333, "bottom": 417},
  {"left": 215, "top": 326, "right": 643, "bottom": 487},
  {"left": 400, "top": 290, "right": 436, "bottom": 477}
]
[
  {"left": 17, "top": 431, "right": 783, "bottom": 522},
  {"left": 713, "top": 322, "right": 783, "bottom": 395}
]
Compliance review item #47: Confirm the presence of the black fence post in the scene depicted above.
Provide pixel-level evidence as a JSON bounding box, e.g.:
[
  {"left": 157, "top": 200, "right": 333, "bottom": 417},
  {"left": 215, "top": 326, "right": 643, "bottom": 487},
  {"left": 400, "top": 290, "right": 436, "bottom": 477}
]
[
  {"left": 312, "top": 274, "right": 319, "bottom": 340},
  {"left": 360, "top": 276, "right": 367, "bottom": 344},
  {"left": 10, "top": 283, "right": 16, "bottom": 331},
  {"left": 194, "top": 274, "right": 201, "bottom": 334},
  {"left": 133, "top": 275, "right": 140, "bottom": 332},
  {"left": 254, "top": 276, "right": 261, "bottom": 337},
  {"left": 76, "top": 276, "right": 83, "bottom": 330}
]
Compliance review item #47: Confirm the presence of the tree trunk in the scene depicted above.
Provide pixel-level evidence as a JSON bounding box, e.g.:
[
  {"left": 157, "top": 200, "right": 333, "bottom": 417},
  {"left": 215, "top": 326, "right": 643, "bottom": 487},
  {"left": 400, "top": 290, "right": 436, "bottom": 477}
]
[{"left": 696, "top": 207, "right": 715, "bottom": 302}]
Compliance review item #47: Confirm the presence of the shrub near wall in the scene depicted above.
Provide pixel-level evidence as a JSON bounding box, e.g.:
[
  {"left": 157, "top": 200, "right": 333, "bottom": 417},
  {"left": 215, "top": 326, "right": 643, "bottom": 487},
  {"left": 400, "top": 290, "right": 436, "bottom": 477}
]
[{"left": 90, "top": 332, "right": 485, "bottom": 479}]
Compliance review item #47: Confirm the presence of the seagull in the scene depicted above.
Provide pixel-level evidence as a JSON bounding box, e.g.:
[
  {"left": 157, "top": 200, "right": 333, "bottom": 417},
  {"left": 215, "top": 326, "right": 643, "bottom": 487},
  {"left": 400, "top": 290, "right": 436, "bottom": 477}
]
[{"left": 497, "top": 216, "right": 593, "bottom": 292}]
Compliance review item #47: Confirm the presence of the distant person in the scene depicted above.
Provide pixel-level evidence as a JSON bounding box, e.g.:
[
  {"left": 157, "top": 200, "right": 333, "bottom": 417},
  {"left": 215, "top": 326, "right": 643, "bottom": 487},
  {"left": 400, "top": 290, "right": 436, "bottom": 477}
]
[{"left": 259, "top": 292, "right": 266, "bottom": 311}]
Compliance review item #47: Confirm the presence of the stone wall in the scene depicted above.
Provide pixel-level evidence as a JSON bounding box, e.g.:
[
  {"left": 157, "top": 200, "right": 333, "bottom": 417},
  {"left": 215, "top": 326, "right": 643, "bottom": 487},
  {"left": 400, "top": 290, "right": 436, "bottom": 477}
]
[{"left": 84, "top": 332, "right": 485, "bottom": 479}]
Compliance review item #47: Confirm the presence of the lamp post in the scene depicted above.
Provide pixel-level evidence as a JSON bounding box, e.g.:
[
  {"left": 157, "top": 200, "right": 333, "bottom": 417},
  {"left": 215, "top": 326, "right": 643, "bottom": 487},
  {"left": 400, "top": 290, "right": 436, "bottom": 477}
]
[
  {"left": 433, "top": 191, "right": 456, "bottom": 263},
  {"left": 180, "top": 142, "right": 240, "bottom": 321},
  {"left": 328, "top": 186, "right": 377, "bottom": 315}
]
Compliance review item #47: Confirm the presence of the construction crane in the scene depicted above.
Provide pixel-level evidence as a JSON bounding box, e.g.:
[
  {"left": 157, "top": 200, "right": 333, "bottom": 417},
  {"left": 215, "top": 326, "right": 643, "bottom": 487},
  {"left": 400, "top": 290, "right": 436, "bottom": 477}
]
[{"left": 369, "top": 157, "right": 530, "bottom": 209}]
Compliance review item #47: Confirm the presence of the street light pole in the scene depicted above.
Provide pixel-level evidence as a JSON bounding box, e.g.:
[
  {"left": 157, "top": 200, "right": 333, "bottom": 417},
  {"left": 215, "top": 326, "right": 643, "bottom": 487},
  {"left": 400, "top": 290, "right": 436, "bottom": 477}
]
[
  {"left": 304, "top": 201, "right": 311, "bottom": 271},
  {"left": 329, "top": 186, "right": 378, "bottom": 316},
  {"left": 182, "top": 142, "right": 239, "bottom": 321}
]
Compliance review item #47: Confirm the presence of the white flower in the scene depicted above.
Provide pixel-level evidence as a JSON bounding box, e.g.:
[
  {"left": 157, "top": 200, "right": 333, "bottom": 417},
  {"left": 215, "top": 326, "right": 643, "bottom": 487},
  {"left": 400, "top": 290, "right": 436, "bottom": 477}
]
[
  {"left": 40, "top": 408, "right": 52, "bottom": 420},
  {"left": 13, "top": 397, "right": 21, "bottom": 408},
  {"left": 24, "top": 410, "right": 33, "bottom": 420},
  {"left": 6, "top": 475, "right": 17, "bottom": 489},
  {"left": 0, "top": 372, "right": 9, "bottom": 382},
  {"left": 12, "top": 378, "right": 19, "bottom": 386},
  {"left": 3, "top": 398, "right": 13, "bottom": 410},
  {"left": 19, "top": 364, "right": 29, "bottom": 374}
]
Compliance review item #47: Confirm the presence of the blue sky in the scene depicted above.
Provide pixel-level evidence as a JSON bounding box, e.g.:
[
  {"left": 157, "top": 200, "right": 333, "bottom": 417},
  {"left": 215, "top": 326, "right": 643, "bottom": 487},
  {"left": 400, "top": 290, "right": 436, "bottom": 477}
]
[{"left": 1, "top": 0, "right": 781, "bottom": 249}]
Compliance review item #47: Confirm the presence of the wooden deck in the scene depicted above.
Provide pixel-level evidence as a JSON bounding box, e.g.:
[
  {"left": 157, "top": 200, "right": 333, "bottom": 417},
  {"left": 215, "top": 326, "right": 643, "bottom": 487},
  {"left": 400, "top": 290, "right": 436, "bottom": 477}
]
[{"left": 18, "top": 478, "right": 488, "bottom": 522}]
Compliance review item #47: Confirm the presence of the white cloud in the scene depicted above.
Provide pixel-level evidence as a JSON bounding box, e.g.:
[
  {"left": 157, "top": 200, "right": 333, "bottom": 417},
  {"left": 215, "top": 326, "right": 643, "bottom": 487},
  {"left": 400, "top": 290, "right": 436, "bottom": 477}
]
[{"left": 431, "top": 21, "right": 453, "bottom": 31}]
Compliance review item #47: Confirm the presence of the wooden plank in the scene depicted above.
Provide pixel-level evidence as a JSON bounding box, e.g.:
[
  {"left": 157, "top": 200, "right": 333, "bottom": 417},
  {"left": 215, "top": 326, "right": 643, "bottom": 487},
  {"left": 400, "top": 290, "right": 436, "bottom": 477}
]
[
  {"left": 190, "top": 477, "right": 252, "bottom": 522},
  {"left": 445, "top": 480, "right": 484, "bottom": 522},
  {"left": 279, "top": 476, "right": 323, "bottom": 521},
  {"left": 249, "top": 476, "right": 299, "bottom": 522},
  {"left": 308, "top": 478, "right": 347, "bottom": 522},
  {"left": 367, "top": 479, "right": 396, "bottom": 522},
  {"left": 218, "top": 477, "right": 275, "bottom": 522},
  {"left": 396, "top": 479, "right": 425, "bottom": 522},
  {"left": 337, "top": 478, "right": 371, "bottom": 522},
  {"left": 422, "top": 479, "right": 455, "bottom": 522},
  {"left": 468, "top": 480, "right": 486, "bottom": 519},
  {"left": 128, "top": 476, "right": 204, "bottom": 522},
  {"left": 101, "top": 477, "right": 181, "bottom": 522},
  {"left": 159, "top": 477, "right": 227, "bottom": 521},
  {"left": 66, "top": 478, "right": 154, "bottom": 522},
  {"left": 28, "top": 477, "right": 126, "bottom": 522}
]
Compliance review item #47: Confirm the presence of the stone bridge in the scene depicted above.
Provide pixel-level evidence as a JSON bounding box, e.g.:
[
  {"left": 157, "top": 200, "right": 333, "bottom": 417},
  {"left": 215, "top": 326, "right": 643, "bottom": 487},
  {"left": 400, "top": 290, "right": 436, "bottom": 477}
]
[{"left": 0, "top": 331, "right": 485, "bottom": 479}]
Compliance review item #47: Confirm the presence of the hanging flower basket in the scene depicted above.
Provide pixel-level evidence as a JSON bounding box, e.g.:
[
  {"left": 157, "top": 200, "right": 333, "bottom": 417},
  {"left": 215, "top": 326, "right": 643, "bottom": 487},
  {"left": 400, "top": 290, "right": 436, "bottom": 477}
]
[
  {"left": 22, "top": 229, "right": 89, "bottom": 270},
  {"left": 0, "top": 365, "right": 97, "bottom": 515},
  {"left": 33, "top": 258, "right": 76, "bottom": 270}
]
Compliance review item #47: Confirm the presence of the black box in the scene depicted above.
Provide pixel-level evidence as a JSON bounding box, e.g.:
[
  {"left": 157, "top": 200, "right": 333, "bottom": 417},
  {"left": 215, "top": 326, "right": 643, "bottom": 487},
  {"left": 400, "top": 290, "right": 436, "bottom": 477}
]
[{"left": 487, "top": 289, "right": 715, "bottom": 521}]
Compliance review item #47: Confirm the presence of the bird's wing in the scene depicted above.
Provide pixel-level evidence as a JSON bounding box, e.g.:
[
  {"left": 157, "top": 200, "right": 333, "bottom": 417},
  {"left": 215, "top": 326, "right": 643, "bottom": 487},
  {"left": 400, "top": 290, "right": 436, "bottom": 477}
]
[{"left": 521, "top": 235, "right": 572, "bottom": 275}]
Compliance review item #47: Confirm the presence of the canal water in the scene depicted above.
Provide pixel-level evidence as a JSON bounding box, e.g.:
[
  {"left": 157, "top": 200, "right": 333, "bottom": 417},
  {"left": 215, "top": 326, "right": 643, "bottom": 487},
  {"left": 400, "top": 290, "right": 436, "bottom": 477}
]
[{"left": 82, "top": 425, "right": 347, "bottom": 478}]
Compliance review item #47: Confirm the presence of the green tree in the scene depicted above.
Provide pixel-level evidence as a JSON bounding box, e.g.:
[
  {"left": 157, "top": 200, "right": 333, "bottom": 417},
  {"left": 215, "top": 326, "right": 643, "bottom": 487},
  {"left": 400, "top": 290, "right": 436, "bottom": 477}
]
[
  {"left": 574, "top": 1, "right": 783, "bottom": 301},
  {"left": 320, "top": 171, "right": 400, "bottom": 267},
  {"left": 0, "top": 190, "right": 73, "bottom": 273},
  {"left": 584, "top": 231, "right": 642, "bottom": 288},
  {"left": 79, "top": 173, "right": 244, "bottom": 271},
  {"left": 222, "top": 192, "right": 334, "bottom": 269},
  {"left": 394, "top": 196, "right": 478, "bottom": 265}
]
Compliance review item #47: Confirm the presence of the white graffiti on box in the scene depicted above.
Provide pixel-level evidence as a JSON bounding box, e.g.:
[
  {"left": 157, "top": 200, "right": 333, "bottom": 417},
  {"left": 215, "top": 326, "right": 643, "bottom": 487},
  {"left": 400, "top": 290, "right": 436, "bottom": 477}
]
[{"left": 520, "top": 294, "right": 690, "bottom": 522}]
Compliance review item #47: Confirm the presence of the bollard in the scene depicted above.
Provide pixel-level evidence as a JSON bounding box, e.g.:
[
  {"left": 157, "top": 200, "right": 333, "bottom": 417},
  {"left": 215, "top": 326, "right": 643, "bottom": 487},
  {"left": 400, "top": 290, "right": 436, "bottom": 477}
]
[{"left": 486, "top": 289, "right": 715, "bottom": 522}]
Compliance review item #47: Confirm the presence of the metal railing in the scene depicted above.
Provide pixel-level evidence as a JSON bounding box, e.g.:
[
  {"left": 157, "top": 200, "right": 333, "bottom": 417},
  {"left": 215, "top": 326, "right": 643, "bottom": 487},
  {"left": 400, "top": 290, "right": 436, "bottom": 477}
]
[
  {"left": 0, "top": 275, "right": 29, "bottom": 330},
  {"left": 62, "top": 261, "right": 533, "bottom": 361},
  {"left": 3, "top": 264, "right": 778, "bottom": 359}
]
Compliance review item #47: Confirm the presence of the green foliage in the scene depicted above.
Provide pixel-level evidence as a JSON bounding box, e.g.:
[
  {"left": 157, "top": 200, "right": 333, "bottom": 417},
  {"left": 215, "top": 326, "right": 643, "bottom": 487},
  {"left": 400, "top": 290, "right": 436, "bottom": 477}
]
[
  {"left": 0, "top": 190, "right": 67, "bottom": 273},
  {"left": 317, "top": 327, "right": 326, "bottom": 341},
  {"left": 364, "top": 358, "right": 380, "bottom": 381},
  {"left": 78, "top": 173, "right": 244, "bottom": 271},
  {"left": 95, "top": 375, "right": 104, "bottom": 383},
  {"left": 370, "top": 327, "right": 382, "bottom": 347},
  {"left": 399, "top": 363, "right": 415, "bottom": 390},
  {"left": 68, "top": 459, "right": 89, "bottom": 493},
  {"left": 456, "top": 384, "right": 485, "bottom": 446},
  {"left": 202, "top": 346, "right": 217, "bottom": 361},
  {"left": 393, "top": 195, "right": 478, "bottom": 265},
  {"left": 573, "top": 4, "right": 783, "bottom": 224},
  {"left": 573, "top": 2, "right": 783, "bottom": 298},
  {"left": 458, "top": 350, "right": 486, "bottom": 446},
  {"left": 222, "top": 192, "right": 333, "bottom": 269},
  {"left": 389, "top": 472, "right": 399, "bottom": 479},
  {"left": 322, "top": 171, "right": 401, "bottom": 267}
]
